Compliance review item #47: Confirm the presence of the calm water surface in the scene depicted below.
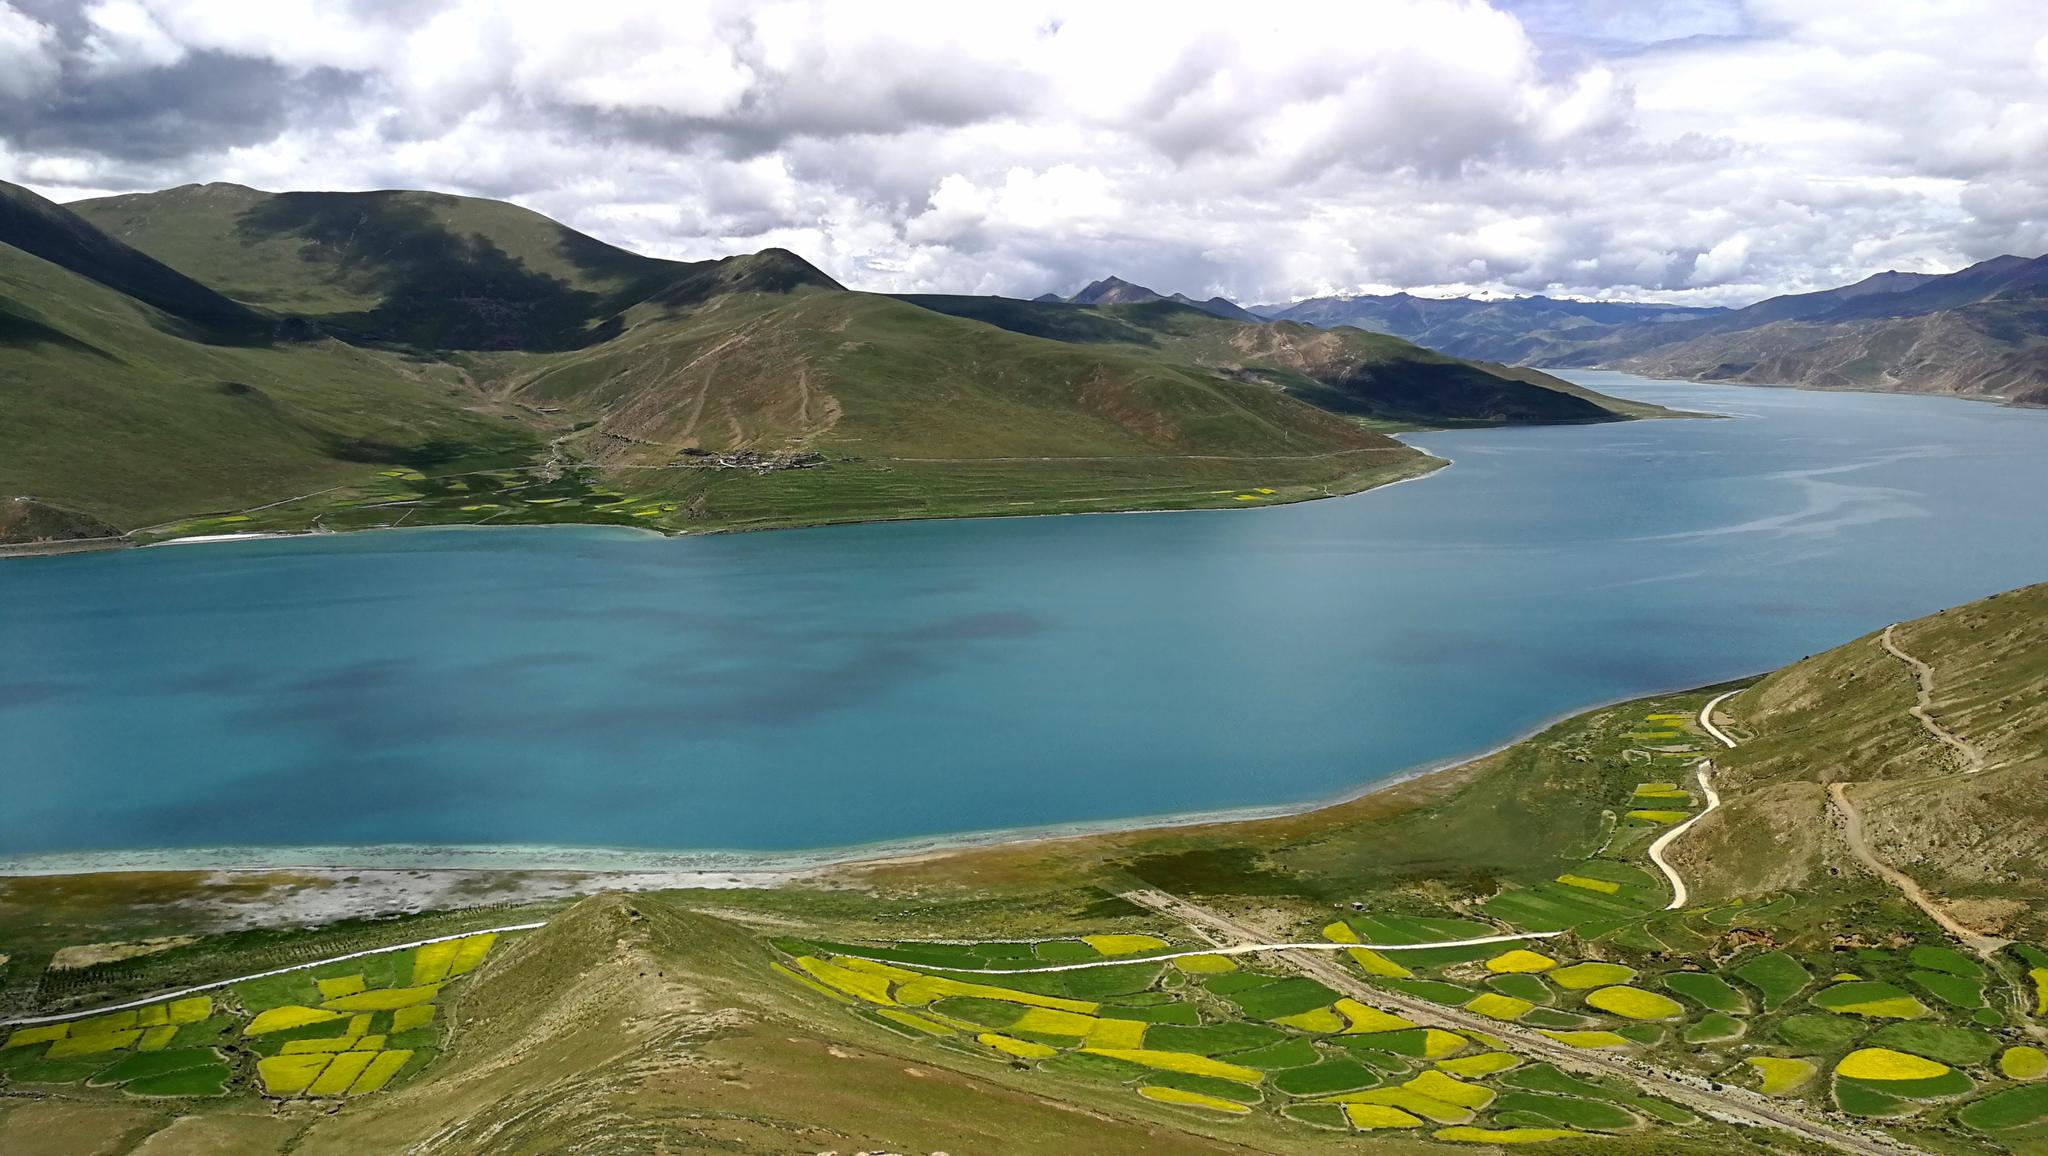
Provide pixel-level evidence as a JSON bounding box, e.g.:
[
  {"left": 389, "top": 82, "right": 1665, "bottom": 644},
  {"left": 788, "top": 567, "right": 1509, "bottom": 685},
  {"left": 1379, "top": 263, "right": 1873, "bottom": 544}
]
[{"left": 7, "top": 374, "right": 2048, "bottom": 866}]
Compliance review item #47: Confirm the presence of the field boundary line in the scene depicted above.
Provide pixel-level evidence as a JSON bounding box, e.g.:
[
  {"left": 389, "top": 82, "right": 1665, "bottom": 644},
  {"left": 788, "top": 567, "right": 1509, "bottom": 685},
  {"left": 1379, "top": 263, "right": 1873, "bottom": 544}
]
[
  {"left": 818, "top": 931, "right": 1564, "bottom": 975},
  {"left": 0, "top": 920, "right": 548, "bottom": 1027}
]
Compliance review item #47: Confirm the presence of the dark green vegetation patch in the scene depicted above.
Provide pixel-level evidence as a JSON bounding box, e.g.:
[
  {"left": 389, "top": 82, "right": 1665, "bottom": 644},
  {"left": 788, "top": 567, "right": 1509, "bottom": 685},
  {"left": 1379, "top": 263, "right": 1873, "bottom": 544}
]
[
  {"left": 1661, "top": 971, "right": 1748, "bottom": 1014},
  {"left": 1732, "top": 951, "right": 1811, "bottom": 1010},
  {"left": 1863, "top": 1023, "right": 1999, "bottom": 1066},
  {"left": 1270, "top": 1060, "right": 1381, "bottom": 1096}
]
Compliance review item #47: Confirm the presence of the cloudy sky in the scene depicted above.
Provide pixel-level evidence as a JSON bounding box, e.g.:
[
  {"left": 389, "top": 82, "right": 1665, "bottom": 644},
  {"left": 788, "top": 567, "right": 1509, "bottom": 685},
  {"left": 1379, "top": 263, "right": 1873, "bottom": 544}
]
[{"left": 2, "top": 0, "right": 2043, "bottom": 305}]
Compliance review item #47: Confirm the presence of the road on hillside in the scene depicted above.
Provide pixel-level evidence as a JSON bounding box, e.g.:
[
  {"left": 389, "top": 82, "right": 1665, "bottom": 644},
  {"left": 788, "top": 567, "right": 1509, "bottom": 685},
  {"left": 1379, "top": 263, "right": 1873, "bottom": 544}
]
[
  {"left": 1120, "top": 887, "right": 1917, "bottom": 1156},
  {"left": 1644, "top": 688, "right": 1740, "bottom": 908},
  {"left": 1879, "top": 624, "right": 1988, "bottom": 773}
]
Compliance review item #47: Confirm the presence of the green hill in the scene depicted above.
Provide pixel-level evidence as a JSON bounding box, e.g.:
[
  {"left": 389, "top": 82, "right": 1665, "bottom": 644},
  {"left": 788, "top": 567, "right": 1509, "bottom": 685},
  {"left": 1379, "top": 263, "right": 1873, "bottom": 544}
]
[
  {"left": 1678, "top": 583, "right": 2048, "bottom": 941},
  {"left": 898, "top": 294, "right": 1677, "bottom": 427},
  {"left": 7, "top": 179, "right": 1661, "bottom": 545},
  {"left": 0, "top": 195, "right": 534, "bottom": 530}
]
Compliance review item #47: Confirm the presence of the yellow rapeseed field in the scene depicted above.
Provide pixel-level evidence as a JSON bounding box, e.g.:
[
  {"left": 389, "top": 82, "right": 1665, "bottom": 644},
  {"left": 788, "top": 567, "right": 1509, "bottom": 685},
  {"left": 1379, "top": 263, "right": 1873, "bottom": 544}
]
[
  {"left": 258, "top": 1054, "right": 332, "bottom": 1095},
  {"left": 1585, "top": 985, "right": 1685, "bottom": 1020},
  {"left": 1344, "top": 1103, "right": 1425, "bottom": 1128},
  {"left": 322, "top": 984, "right": 442, "bottom": 1012},
  {"left": 772, "top": 961, "right": 854, "bottom": 1004},
  {"left": 411, "top": 941, "right": 460, "bottom": 985},
  {"left": 1747, "top": 1056, "right": 1817, "bottom": 1094},
  {"left": 317, "top": 975, "right": 366, "bottom": 999},
  {"left": 1437, "top": 1052, "right": 1520, "bottom": 1077},
  {"left": 2000, "top": 1046, "right": 2048, "bottom": 1081},
  {"left": 4, "top": 1024, "right": 68, "bottom": 1048},
  {"left": 1434, "top": 1126, "right": 1578, "bottom": 1144},
  {"left": 1539, "top": 1030, "right": 1631, "bottom": 1049},
  {"left": 1548, "top": 962, "right": 1636, "bottom": 990},
  {"left": 1836, "top": 1048, "right": 1951, "bottom": 1081},
  {"left": 1173, "top": 954, "right": 1237, "bottom": 974},
  {"left": 447, "top": 933, "right": 496, "bottom": 975},
  {"left": 307, "top": 1050, "right": 377, "bottom": 1096},
  {"left": 1828, "top": 996, "right": 1928, "bottom": 1019},
  {"left": 794, "top": 958, "right": 897, "bottom": 1004},
  {"left": 1317, "top": 1087, "right": 1471, "bottom": 1124},
  {"left": 980, "top": 1033, "right": 1058, "bottom": 1060},
  {"left": 1484, "top": 949, "right": 1556, "bottom": 973},
  {"left": 1402, "top": 1070, "right": 1494, "bottom": 1109},
  {"left": 1464, "top": 993, "right": 1534, "bottom": 1021},
  {"left": 1083, "top": 1018, "right": 1149, "bottom": 1049},
  {"left": 1335, "top": 998, "right": 1414, "bottom": 1034},
  {"left": 1081, "top": 934, "right": 1166, "bottom": 956},
  {"left": 245, "top": 1006, "right": 348, "bottom": 1035},
  {"left": 1273, "top": 1006, "right": 1347, "bottom": 1032},
  {"left": 877, "top": 1009, "right": 954, "bottom": 1036},
  {"left": 1140, "top": 1085, "right": 1251, "bottom": 1113},
  {"left": 1080, "top": 1048, "right": 1262, "bottom": 1083},
  {"left": 280, "top": 1037, "right": 364, "bottom": 1055},
  {"left": 1347, "top": 947, "right": 1414, "bottom": 978},
  {"left": 347, "top": 1049, "right": 413, "bottom": 1095},
  {"left": 1010, "top": 1007, "right": 1097, "bottom": 1036},
  {"left": 167, "top": 996, "right": 212, "bottom": 1024},
  {"left": 49, "top": 1030, "right": 141, "bottom": 1057}
]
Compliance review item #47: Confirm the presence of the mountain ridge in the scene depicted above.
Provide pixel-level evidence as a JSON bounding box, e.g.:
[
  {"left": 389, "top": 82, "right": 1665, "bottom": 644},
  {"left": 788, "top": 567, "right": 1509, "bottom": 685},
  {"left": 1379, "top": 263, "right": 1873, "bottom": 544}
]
[
  {"left": 1255, "top": 255, "right": 2048, "bottom": 405},
  {"left": 3, "top": 179, "right": 1661, "bottom": 545}
]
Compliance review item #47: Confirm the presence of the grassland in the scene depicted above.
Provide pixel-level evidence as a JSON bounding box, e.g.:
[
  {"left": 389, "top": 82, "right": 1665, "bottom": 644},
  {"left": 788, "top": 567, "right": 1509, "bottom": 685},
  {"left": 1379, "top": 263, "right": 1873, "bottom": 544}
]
[{"left": 5, "top": 178, "right": 1658, "bottom": 546}]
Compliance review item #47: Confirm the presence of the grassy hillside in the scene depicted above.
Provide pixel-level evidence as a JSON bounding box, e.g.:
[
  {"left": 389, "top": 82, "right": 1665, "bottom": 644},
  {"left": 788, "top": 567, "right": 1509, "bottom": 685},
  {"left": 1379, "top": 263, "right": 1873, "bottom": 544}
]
[
  {"left": 68, "top": 183, "right": 751, "bottom": 350},
  {"left": 1680, "top": 583, "right": 2048, "bottom": 939},
  {"left": 0, "top": 237, "right": 535, "bottom": 528},
  {"left": 9, "top": 179, "right": 1662, "bottom": 545},
  {"left": 899, "top": 293, "right": 1672, "bottom": 427}
]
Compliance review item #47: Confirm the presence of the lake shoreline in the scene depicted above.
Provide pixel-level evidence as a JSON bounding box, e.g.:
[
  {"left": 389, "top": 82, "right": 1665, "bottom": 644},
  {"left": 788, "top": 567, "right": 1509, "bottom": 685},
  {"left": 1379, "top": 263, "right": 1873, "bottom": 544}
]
[
  {"left": 0, "top": 448, "right": 1448, "bottom": 560},
  {"left": 0, "top": 671, "right": 1757, "bottom": 894}
]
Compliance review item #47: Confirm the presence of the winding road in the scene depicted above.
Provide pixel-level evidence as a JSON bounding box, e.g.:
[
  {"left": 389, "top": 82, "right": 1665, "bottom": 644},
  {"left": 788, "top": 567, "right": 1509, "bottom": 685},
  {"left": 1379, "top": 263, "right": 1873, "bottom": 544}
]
[
  {"left": 1644, "top": 688, "right": 1739, "bottom": 909},
  {"left": 1826, "top": 625, "right": 2007, "bottom": 955},
  {"left": 1879, "top": 623, "right": 1988, "bottom": 773}
]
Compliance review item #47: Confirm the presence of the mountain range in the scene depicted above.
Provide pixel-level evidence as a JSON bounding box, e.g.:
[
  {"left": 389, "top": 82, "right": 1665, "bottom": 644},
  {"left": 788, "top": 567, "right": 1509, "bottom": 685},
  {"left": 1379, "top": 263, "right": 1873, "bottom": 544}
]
[
  {"left": 1248, "top": 256, "right": 2048, "bottom": 405},
  {"left": 0, "top": 180, "right": 1660, "bottom": 546},
  {"left": 1037, "top": 275, "right": 1264, "bottom": 322}
]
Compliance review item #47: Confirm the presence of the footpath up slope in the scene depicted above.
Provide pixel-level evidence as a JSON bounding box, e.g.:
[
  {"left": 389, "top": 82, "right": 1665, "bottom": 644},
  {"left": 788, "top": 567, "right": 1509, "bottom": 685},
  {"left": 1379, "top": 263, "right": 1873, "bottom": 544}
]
[{"left": 1675, "top": 582, "right": 2048, "bottom": 941}]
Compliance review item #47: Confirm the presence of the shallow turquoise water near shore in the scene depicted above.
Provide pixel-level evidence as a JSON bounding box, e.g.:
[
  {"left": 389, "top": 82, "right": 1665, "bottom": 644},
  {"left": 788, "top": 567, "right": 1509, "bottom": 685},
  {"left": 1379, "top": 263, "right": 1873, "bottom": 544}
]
[{"left": 6, "top": 374, "right": 2048, "bottom": 866}]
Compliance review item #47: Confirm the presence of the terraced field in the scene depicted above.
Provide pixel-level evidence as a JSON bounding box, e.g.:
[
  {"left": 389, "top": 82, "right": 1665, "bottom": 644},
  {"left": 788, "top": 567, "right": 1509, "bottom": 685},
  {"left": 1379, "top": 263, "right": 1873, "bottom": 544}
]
[
  {"left": 771, "top": 934, "right": 1704, "bottom": 1142},
  {"left": 0, "top": 932, "right": 508, "bottom": 1101}
]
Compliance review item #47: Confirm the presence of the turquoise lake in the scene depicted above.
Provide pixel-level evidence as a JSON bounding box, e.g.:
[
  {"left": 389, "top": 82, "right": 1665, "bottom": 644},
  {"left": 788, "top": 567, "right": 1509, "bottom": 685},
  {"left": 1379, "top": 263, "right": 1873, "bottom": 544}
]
[{"left": 7, "top": 374, "right": 2048, "bottom": 868}]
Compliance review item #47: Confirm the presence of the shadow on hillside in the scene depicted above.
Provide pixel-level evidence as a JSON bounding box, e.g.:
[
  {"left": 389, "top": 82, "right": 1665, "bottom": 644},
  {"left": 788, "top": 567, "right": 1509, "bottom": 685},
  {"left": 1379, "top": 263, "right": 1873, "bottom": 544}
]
[
  {"left": 233, "top": 193, "right": 638, "bottom": 352},
  {"left": 0, "top": 303, "right": 119, "bottom": 361}
]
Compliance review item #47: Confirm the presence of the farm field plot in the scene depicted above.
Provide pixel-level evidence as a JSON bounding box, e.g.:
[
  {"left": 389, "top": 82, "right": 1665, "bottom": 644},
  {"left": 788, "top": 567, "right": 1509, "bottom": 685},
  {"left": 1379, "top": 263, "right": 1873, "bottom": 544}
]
[
  {"left": 767, "top": 936, "right": 1701, "bottom": 1139},
  {"left": 0, "top": 932, "right": 511, "bottom": 1102},
  {"left": 1249, "top": 691, "right": 2048, "bottom": 1147}
]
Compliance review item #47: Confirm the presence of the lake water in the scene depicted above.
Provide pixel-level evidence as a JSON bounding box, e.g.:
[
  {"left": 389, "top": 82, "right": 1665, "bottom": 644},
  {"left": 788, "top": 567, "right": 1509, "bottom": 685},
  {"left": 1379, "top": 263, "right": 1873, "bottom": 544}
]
[{"left": 6, "top": 374, "right": 2048, "bottom": 869}]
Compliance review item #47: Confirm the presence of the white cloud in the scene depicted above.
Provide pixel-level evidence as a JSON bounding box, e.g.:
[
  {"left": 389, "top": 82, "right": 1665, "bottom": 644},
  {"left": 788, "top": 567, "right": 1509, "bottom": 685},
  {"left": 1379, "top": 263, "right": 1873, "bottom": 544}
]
[
  {"left": 2, "top": 0, "right": 2045, "bottom": 305},
  {"left": 80, "top": 0, "right": 186, "bottom": 73},
  {"left": 0, "top": 2, "right": 59, "bottom": 98}
]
